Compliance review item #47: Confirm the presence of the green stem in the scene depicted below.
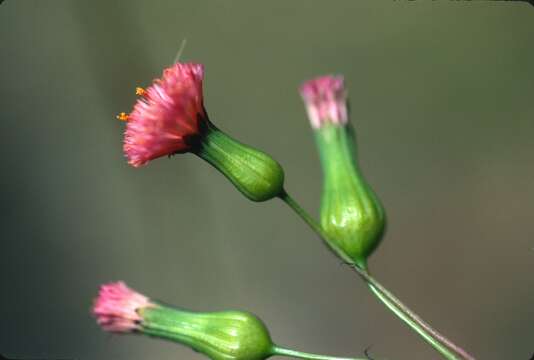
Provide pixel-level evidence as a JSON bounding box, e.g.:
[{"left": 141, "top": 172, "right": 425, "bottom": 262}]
[
  {"left": 354, "top": 269, "right": 474, "bottom": 360},
  {"left": 272, "top": 346, "right": 366, "bottom": 360},
  {"left": 279, "top": 191, "right": 475, "bottom": 360},
  {"left": 366, "top": 284, "right": 454, "bottom": 358}
]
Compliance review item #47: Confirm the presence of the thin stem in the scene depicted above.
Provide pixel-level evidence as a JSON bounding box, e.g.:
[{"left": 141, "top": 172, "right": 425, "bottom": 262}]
[
  {"left": 279, "top": 190, "right": 354, "bottom": 264},
  {"left": 366, "top": 284, "right": 454, "bottom": 358},
  {"left": 352, "top": 268, "right": 475, "bottom": 360},
  {"left": 279, "top": 190, "right": 324, "bottom": 238},
  {"left": 272, "top": 346, "right": 366, "bottom": 360},
  {"left": 279, "top": 190, "right": 475, "bottom": 360}
]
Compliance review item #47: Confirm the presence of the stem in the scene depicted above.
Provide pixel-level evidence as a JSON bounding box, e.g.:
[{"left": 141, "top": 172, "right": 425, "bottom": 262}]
[
  {"left": 272, "top": 346, "right": 366, "bottom": 360},
  {"left": 366, "top": 284, "right": 455, "bottom": 358},
  {"left": 353, "top": 269, "right": 475, "bottom": 360},
  {"left": 279, "top": 190, "right": 475, "bottom": 360},
  {"left": 279, "top": 190, "right": 353, "bottom": 264},
  {"left": 279, "top": 190, "right": 325, "bottom": 240}
]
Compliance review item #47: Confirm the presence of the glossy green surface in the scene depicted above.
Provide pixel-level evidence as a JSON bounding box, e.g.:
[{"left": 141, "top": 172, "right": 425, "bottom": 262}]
[
  {"left": 141, "top": 306, "right": 273, "bottom": 360},
  {"left": 316, "top": 124, "right": 385, "bottom": 269},
  {"left": 196, "top": 123, "right": 285, "bottom": 202}
]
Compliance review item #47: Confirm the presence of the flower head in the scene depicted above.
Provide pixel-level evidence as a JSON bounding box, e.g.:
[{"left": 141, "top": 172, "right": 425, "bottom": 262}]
[
  {"left": 300, "top": 74, "right": 385, "bottom": 269},
  {"left": 299, "top": 75, "right": 347, "bottom": 129},
  {"left": 92, "top": 281, "right": 153, "bottom": 333},
  {"left": 123, "top": 62, "right": 206, "bottom": 167},
  {"left": 118, "top": 62, "right": 284, "bottom": 202},
  {"left": 92, "top": 281, "right": 275, "bottom": 360}
]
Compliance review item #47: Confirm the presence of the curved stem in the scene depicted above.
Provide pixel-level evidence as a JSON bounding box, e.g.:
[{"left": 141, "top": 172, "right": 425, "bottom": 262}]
[
  {"left": 279, "top": 190, "right": 475, "bottom": 360},
  {"left": 272, "top": 346, "right": 366, "bottom": 360}
]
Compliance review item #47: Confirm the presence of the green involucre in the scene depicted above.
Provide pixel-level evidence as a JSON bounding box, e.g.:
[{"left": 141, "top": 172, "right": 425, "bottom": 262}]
[
  {"left": 316, "top": 123, "right": 385, "bottom": 269},
  {"left": 141, "top": 305, "right": 274, "bottom": 360},
  {"left": 196, "top": 122, "right": 285, "bottom": 202}
]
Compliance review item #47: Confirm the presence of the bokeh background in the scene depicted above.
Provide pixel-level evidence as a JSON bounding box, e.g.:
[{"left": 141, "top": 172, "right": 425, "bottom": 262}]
[{"left": 1, "top": 1, "right": 533, "bottom": 359}]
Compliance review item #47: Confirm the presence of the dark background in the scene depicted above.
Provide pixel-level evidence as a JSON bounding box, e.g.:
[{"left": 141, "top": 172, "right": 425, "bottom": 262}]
[{"left": 1, "top": 1, "right": 533, "bottom": 359}]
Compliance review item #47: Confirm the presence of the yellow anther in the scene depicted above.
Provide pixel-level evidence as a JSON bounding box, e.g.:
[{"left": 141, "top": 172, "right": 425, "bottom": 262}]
[
  {"left": 117, "top": 112, "right": 129, "bottom": 121},
  {"left": 135, "top": 87, "right": 147, "bottom": 96}
]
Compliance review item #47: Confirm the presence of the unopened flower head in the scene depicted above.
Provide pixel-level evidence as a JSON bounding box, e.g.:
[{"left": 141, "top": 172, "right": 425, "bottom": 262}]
[
  {"left": 92, "top": 281, "right": 153, "bottom": 333},
  {"left": 123, "top": 62, "right": 206, "bottom": 167},
  {"left": 299, "top": 75, "right": 348, "bottom": 129},
  {"left": 300, "top": 74, "right": 385, "bottom": 269},
  {"left": 92, "top": 281, "right": 274, "bottom": 360}
]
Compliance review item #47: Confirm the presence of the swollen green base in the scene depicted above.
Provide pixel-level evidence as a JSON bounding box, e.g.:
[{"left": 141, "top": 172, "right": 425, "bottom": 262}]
[
  {"left": 141, "top": 305, "right": 273, "bottom": 360},
  {"left": 315, "top": 123, "right": 385, "bottom": 266},
  {"left": 195, "top": 122, "right": 284, "bottom": 202},
  {"left": 139, "top": 304, "right": 369, "bottom": 360}
]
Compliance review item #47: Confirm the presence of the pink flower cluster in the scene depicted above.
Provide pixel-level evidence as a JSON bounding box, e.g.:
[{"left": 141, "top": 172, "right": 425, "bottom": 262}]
[
  {"left": 299, "top": 76, "right": 348, "bottom": 129},
  {"left": 92, "top": 281, "right": 152, "bottom": 333},
  {"left": 123, "top": 63, "right": 207, "bottom": 167}
]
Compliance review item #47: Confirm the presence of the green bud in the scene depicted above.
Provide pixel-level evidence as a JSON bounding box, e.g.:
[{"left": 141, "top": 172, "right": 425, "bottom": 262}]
[
  {"left": 141, "top": 306, "right": 273, "bottom": 360},
  {"left": 316, "top": 123, "right": 385, "bottom": 269},
  {"left": 300, "top": 75, "right": 385, "bottom": 269},
  {"left": 94, "top": 282, "right": 363, "bottom": 360},
  {"left": 195, "top": 121, "right": 285, "bottom": 202}
]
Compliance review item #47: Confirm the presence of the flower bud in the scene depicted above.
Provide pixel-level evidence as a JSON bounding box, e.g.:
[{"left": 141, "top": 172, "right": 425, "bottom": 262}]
[
  {"left": 300, "top": 76, "right": 385, "bottom": 269},
  {"left": 93, "top": 282, "right": 273, "bottom": 360},
  {"left": 120, "top": 62, "right": 284, "bottom": 202}
]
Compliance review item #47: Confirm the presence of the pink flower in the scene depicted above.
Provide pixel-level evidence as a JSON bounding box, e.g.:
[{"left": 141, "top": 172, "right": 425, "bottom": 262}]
[
  {"left": 122, "top": 62, "right": 207, "bottom": 167},
  {"left": 299, "top": 75, "right": 348, "bottom": 129},
  {"left": 92, "top": 281, "right": 153, "bottom": 333}
]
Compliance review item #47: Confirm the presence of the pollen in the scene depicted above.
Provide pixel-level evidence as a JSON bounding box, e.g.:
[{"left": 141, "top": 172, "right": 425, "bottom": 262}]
[
  {"left": 135, "top": 87, "right": 147, "bottom": 96},
  {"left": 117, "top": 112, "right": 130, "bottom": 121}
]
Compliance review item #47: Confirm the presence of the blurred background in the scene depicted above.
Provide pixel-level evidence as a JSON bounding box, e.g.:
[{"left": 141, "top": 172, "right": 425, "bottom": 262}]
[{"left": 1, "top": 1, "right": 533, "bottom": 359}]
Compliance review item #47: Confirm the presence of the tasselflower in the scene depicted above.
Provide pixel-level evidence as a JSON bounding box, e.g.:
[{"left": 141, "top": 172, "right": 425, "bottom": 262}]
[
  {"left": 119, "top": 62, "right": 284, "bottom": 202},
  {"left": 123, "top": 63, "right": 206, "bottom": 167},
  {"left": 93, "top": 281, "right": 272, "bottom": 359},
  {"left": 93, "top": 281, "right": 365, "bottom": 360},
  {"left": 300, "top": 75, "right": 385, "bottom": 269}
]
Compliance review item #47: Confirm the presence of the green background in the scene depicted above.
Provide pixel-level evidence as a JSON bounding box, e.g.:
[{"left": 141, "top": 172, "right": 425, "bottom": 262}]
[{"left": 1, "top": 1, "right": 533, "bottom": 359}]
